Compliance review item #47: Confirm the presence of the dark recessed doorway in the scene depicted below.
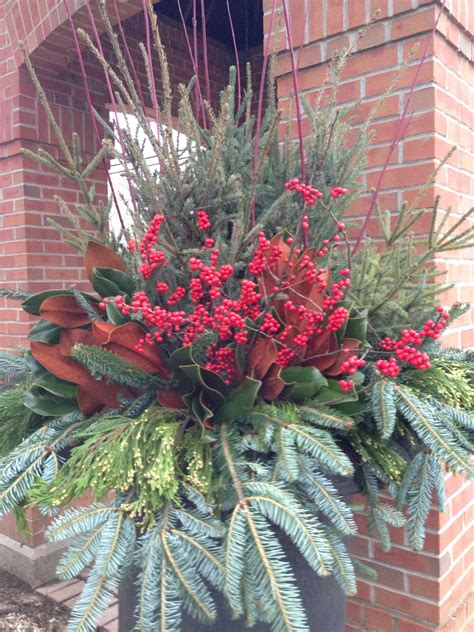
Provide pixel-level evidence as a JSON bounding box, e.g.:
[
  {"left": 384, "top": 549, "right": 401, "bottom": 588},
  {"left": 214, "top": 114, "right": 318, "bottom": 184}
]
[{"left": 155, "top": 0, "right": 264, "bottom": 53}]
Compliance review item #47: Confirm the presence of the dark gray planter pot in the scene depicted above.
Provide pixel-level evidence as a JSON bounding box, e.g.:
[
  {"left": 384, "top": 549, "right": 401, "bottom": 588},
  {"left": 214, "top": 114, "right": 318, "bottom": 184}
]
[
  {"left": 118, "top": 558, "right": 347, "bottom": 632},
  {"left": 118, "top": 478, "right": 358, "bottom": 631}
]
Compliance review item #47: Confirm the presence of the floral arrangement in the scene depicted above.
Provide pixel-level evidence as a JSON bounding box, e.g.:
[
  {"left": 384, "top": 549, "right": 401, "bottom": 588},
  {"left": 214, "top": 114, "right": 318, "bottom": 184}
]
[{"left": 0, "top": 2, "right": 473, "bottom": 631}]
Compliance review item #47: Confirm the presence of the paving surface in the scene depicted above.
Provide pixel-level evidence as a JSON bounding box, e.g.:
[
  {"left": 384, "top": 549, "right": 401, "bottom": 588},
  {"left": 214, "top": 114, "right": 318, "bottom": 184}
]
[
  {"left": 37, "top": 577, "right": 118, "bottom": 632},
  {"left": 0, "top": 570, "right": 69, "bottom": 631}
]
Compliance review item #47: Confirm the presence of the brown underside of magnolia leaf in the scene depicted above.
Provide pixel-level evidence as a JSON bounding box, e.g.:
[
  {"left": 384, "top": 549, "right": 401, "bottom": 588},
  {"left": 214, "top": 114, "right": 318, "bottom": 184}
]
[
  {"left": 59, "top": 329, "right": 96, "bottom": 356},
  {"left": 93, "top": 321, "right": 169, "bottom": 376},
  {"left": 158, "top": 389, "right": 185, "bottom": 409},
  {"left": 260, "top": 363, "right": 286, "bottom": 401},
  {"left": 39, "top": 295, "right": 92, "bottom": 329},
  {"left": 84, "top": 240, "right": 126, "bottom": 283},
  {"left": 30, "top": 341, "right": 91, "bottom": 385},
  {"left": 247, "top": 336, "right": 279, "bottom": 381}
]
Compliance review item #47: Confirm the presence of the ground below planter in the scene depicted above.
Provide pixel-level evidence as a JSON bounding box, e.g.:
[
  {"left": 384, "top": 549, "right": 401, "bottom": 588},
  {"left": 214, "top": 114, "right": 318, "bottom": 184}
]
[{"left": 0, "top": 570, "right": 69, "bottom": 631}]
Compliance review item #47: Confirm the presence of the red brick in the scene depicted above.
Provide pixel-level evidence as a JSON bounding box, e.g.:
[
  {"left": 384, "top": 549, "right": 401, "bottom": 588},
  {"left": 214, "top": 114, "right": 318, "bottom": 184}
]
[
  {"left": 396, "top": 619, "right": 432, "bottom": 632},
  {"left": 365, "top": 605, "right": 393, "bottom": 631},
  {"left": 391, "top": 6, "right": 437, "bottom": 40},
  {"left": 342, "top": 43, "right": 399, "bottom": 79},
  {"left": 348, "top": 1, "right": 367, "bottom": 29},
  {"left": 374, "top": 544, "right": 447, "bottom": 576},
  {"left": 375, "top": 587, "right": 441, "bottom": 624},
  {"left": 308, "top": 0, "right": 324, "bottom": 41},
  {"left": 346, "top": 600, "right": 365, "bottom": 624}
]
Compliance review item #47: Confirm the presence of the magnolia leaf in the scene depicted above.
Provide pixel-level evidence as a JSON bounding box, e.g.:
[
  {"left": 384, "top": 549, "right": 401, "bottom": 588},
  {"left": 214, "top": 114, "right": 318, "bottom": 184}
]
[
  {"left": 30, "top": 341, "right": 91, "bottom": 385},
  {"left": 260, "top": 364, "right": 286, "bottom": 401},
  {"left": 76, "top": 380, "right": 125, "bottom": 416},
  {"left": 106, "top": 302, "right": 128, "bottom": 324},
  {"left": 247, "top": 337, "right": 278, "bottom": 380},
  {"left": 170, "top": 346, "right": 193, "bottom": 372},
  {"left": 158, "top": 389, "right": 186, "bottom": 409},
  {"left": 23, "top": 386, "right": 77, "bottom": 417},
  {"left": 314, "top": 379, "right": 359, "bottom": 405},
  {"left": 215, "top": 377, "right": 262, "bottom": 423},
  {"left": 39, "top": 295, "right": 93, "bottom": 329},
  {"left": 21, "top": 290, "right": 73, "bottom": 316},
  {"left": 324, "top": 339, "right": 360, "bottom": 377},
  {"left": 92, "top": 267, "right": 136, "bottom": 299},
  {"left": 59, "top": 329, "right": 96, "bottom": 356},
  {"left": 343, "top": 309, "right": 368, "bottom": 344},
  {"left": 92, "top": 322, "right": 168, "bottom": 375},
  {"left": 28, "top": 320, "right": 62, "bottom": 344},
  {"left": 84, "top": 241, "right": 126, "bottom": 283},
  {"left": 35, "top": 373, "right": 78, "bottom": 400},
  {"left": 280, "top": 366, "right": 327, "bottom": 403},
  {"left": 304, "top": 331, "right": 340, "bottom": 372},
  {"left": 178, "top": 363, "right": 226, "bottom": 396}
]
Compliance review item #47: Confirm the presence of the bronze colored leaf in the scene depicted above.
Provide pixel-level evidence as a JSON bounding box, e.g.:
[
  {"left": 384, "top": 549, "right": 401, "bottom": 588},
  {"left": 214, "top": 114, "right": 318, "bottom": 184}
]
[
  {"left": 40, "top": 295, "right": 92, "bottom": 329},
  {"left": 93, "top": 321, "right": 169, "bottom": 376},
  {"left": 260, "top": 364, "right": 286, "bottom": 401},
  {"left": 77, "top": 379, "right": 127, "bottom": 416},
  {"left": 303, "top": 331, "right": 339, "bottom": 372},
  {"left": 85, "top": 241, "right": 126, "bottom": 283},
  {"left": 91, "top": 321, "right": 116, "bottom": 345},
  {"left": 59, "top": 329, "right": 96, "bottom": 356},
  {"left": 31, "top": 341, "right": 91, "bottom": 385},
  {"left": 247, "top": 337, "right": 278, "bottom": 380},
  {"left": 158, "top": 389, "right": 185, "bottom": 409}
]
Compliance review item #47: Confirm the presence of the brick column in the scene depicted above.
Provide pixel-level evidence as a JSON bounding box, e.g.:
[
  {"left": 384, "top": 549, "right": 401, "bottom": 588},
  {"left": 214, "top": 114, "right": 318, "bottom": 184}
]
[{"left": 266, "top": 0, "right": 473, "bottom": 630}]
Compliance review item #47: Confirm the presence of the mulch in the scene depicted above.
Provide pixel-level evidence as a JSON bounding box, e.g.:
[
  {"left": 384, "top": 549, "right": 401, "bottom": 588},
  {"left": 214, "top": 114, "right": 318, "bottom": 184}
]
[{"left": 0, "top": 571, "right": 69, "bottom": 632}]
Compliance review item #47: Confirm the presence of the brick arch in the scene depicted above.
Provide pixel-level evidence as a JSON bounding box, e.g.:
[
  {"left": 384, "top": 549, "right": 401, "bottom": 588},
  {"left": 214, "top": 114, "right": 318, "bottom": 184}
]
[{"left": 5, "top": 0, "right": 162, "bottom": 72}]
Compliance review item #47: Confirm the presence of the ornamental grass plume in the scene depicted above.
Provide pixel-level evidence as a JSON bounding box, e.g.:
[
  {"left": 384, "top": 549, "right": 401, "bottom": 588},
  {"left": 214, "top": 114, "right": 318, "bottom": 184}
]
[{"left": 0, "top": 1, "right": 472, "bottom": 631}]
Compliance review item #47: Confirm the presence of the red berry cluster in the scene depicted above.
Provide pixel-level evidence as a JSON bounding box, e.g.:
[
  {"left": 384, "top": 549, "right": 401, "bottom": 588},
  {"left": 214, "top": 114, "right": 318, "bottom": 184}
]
[
  {"left": 339, "top": 379, "right": 354, "bottom": 393},
  {"left": 284, "top": 178, "right": 324, "bottom": 205},
  {"left": 330, "top": 186, "right": 348, "bottom": 198},
  {"left": 196, "top": 210, "right": 211, "bottom": 231},
  {"left": 340, "top": 355, "right": 366, "bottom": 374},
  {"left": 137, "top": 214, "right": 166, "bottom": 279},
  {"left": 376, "top": 308, "right": 450, "bottom": 376},
  {"left": 375, "top": 357, "right": 400, "bottom": 378},
  {"left": 101, "top": 193, "right": 447, "bottom": 391}
]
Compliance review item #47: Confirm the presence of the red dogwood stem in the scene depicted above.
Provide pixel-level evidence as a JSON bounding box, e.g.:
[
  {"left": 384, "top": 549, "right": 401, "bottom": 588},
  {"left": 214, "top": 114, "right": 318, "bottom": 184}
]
[
  {"left": 62, "top": 0, "right": 125, "bottom": 231},
  {"left": 86, "top": 0, "right": 139, "bottom": 218},
  {"left": 226, "top": 0, "right": 242, "bottom": 106},
  {"left": 282, "top": 0, "right": 306, "bottom": 184}
]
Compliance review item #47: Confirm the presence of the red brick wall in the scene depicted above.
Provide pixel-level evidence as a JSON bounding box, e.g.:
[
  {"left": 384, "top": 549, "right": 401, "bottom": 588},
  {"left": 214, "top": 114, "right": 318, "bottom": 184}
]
[{"left": 266, "top": 1, "right": 473, "bottom": 630}]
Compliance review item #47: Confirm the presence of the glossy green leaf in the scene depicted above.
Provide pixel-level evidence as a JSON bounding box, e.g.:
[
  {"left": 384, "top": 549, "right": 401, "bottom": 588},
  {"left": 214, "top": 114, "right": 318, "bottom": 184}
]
[
  {"left": 179, "top": 365, "right": 226, "bottom": 407},
  {"left": 28, "top": 320, "right": 62, "bottom": 344},
  {"left": 92, "top": 267, "right": 136, "bottom": 298},
  {"left": 34, "top": 373, "right": 78, "bottom": 400},
  {"left": 170, "top": 346, "right": 193, "bottom": 372},
  {"left": 105, "top": 302, "right": 128, "bottom": 325},
  {"left": 343, "top": 309, "right": 368, "bottom": 344},
  {"left": 313, "top": 379, "right": 359, "bottom": 405},
  {"left": 215, "top": 377, "right": 262, "bottom": 423},
  {"left": 22, "top": 290, "right": 73, "bottom": 316},
  {"left": 280, "top": 366, "right": 328, "bottom": 403},
  {"left": 23, "top": 386, "right": 78, "bottom": 417}
]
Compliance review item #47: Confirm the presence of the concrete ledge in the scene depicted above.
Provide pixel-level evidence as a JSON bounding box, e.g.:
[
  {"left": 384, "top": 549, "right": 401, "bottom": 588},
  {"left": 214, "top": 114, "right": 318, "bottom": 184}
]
[{"left": 0, "top": 533, "right": 67, "bottom": 588}]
